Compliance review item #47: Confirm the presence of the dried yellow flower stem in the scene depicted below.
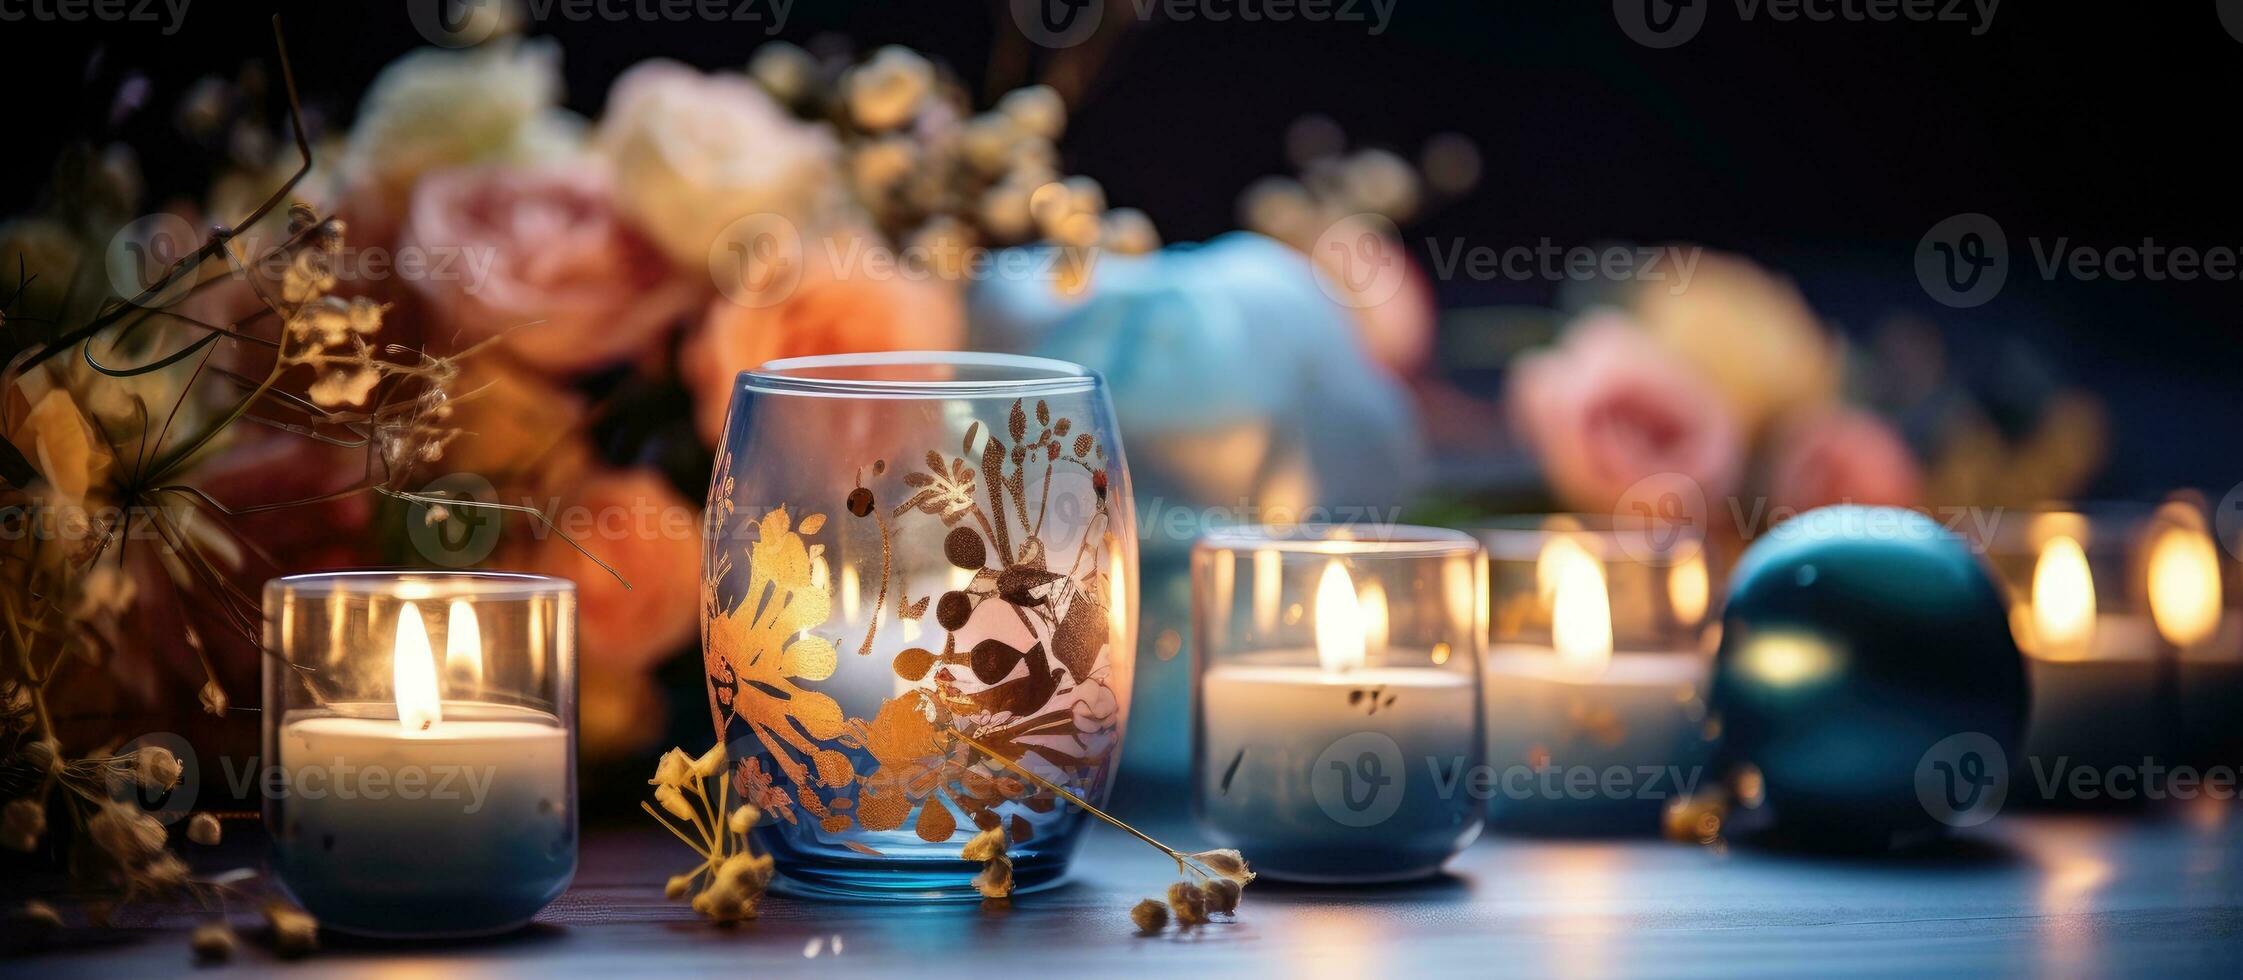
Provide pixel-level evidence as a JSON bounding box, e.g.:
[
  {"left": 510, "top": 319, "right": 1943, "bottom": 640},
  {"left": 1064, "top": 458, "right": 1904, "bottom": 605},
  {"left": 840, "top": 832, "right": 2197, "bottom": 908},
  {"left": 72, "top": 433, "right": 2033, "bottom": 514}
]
[{"left": 950, "top": 730, "right": 1215, "bottom": 881}]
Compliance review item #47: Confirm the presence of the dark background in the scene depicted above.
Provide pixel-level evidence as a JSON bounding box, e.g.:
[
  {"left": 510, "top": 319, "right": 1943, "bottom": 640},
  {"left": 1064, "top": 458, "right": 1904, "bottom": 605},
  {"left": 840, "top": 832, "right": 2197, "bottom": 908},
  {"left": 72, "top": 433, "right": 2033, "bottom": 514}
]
[{"left": 6, "top": 0, "right": 2238, "bottom": 498}]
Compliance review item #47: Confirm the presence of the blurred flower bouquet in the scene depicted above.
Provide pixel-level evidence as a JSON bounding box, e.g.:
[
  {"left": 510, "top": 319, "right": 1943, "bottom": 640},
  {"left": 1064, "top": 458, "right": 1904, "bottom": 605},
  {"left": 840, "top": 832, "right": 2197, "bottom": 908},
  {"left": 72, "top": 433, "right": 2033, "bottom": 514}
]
[
  {"left": 275, "top": 21, "right": 1460, "bottom": 760},
  {"left": 1489, "top": 248, "right": 2106, "bottom": 547}
]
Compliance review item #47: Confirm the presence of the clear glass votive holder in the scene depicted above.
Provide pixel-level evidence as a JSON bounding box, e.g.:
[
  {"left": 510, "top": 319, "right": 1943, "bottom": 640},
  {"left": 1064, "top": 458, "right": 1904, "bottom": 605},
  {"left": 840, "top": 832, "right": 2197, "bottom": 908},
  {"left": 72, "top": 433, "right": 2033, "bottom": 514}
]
[
  {"left": 704, "top": 352, "right": 1137, "bottom": 900},
  {"left": 1476, "top": 515, "right": 1717, "bottom": 834},
  {"left": 1191, "top": 525, "right": 1486, "bottom": 883},
  {"left": 262, "top": 571, "right": 577, "bottom": 937}
]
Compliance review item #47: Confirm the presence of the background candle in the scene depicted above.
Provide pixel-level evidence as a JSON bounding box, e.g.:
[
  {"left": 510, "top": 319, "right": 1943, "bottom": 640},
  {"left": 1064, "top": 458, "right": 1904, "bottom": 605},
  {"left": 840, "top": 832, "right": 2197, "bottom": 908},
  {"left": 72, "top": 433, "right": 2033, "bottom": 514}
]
[
  {"left": 1477, "top": 518, "right": 1715, "bottom": 834},
  {"left": 1193, "top": 529, "right": 1486, "bottom": 883},
  {"left": 1986, "top": 512, "right": 2172, "bottom": 781},
  {"left": 264, "top": 573, "right": 578, "bottom": 937},
  {"left": 2145, "top": 504, "right": 2243, "bottom": 764}
]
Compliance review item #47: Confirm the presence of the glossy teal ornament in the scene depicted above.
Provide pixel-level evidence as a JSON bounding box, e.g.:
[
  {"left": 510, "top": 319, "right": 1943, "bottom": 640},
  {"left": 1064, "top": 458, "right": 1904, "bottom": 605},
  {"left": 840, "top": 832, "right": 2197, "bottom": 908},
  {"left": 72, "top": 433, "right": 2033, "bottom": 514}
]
[{"left": 1709, "top": 506, "right": 2027, "bottom": 847}]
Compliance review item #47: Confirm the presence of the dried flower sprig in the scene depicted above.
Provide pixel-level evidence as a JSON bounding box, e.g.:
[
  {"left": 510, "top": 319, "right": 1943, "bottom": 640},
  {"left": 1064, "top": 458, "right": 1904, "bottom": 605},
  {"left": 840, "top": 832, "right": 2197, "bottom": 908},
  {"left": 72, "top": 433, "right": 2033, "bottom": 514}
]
[
  {"left": 644, "top": 741, "right": 774, "bottom": 924},
  {"left": 950, "top": 729, "right": 1253, "bottom": 931},
  {"left": 960, "top": 825, "right": 1012, "bottom": 902}
]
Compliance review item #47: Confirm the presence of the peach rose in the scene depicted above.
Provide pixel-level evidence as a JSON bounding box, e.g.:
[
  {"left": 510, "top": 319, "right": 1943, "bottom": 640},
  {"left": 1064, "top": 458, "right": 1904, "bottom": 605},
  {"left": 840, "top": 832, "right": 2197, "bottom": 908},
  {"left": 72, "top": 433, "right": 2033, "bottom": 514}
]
[
  {"left": 397, "top": 164, "right": 702, "bottom": 374},
  {"left": 1767, "top": 409, "right": 1924, "bottom": 514},
  {"left": 680, "top": 227, "right": 966, "bottom": 445},
  {"left": 522, "top": 466, "right": 702, "bottom": 678},
  {"left": 1507, "top": 312, "right": 1744, "bottom": 518}
]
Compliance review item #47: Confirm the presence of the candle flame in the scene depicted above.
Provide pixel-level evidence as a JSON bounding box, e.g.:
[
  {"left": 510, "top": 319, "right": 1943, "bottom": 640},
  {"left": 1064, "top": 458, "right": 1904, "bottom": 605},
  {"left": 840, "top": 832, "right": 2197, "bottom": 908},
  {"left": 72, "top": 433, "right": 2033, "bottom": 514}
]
[
  {"left": 393, "top": 602, "right": 442, "bottom": 731},
  {"left": 1549, "top": 542, "right": 1613, "bottom": 678},
  {"left": 1669, "top": 552, "right": 1711, "bottom": 627},
  {"left": 1315, "top": 560, "right": 1366, "bottom": 675},
  {"left": 1357, "top": 577, "right": 1389, "bottom": 662},
  {"left": 2031, "top": 535, "right": 2097, "bottom": 661},
  {"left": 2148, "top": 523, "right": 2222, "bottom": 649},
  {"left": 445, "top": 599, "right": 483, "bottom": 692}
]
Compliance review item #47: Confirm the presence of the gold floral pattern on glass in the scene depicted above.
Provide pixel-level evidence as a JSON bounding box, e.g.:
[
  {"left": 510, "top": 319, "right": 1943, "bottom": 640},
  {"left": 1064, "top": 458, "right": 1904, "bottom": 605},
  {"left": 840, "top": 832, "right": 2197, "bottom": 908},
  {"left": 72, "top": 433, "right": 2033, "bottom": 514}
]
[{"left": 705, "top": 398, "right": 1125, "bottom": 851}]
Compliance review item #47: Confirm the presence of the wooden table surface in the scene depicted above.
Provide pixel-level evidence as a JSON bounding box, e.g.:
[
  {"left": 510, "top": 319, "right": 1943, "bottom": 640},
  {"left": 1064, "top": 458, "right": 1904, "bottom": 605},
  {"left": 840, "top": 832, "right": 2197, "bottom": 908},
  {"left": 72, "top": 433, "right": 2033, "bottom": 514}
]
[{"left": 19, "top": 802, "right": 2243, "bottom": 978}]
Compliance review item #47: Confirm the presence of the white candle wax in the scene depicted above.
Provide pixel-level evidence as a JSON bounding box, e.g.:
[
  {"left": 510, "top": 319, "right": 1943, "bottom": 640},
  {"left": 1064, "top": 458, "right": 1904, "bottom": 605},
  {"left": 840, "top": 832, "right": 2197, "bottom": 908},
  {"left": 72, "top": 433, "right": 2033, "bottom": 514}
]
[
  {"left": 274, "top": 703, "right": 573, "bottom": 936},
  {"left": 1197, "top": 659, "right": 1480, "bottom": 881},
  {"left": 1483, "top": 645, "right": 1706, "bottom": 817}
]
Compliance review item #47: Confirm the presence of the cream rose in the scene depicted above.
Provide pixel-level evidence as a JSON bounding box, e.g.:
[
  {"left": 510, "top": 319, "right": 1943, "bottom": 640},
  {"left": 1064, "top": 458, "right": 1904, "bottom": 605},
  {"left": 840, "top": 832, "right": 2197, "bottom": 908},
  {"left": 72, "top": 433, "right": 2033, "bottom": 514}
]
[
  {"left": 1630, "top": 249, "right": 1838, "bottom": 436},
  {"left": 597, "top": 60, "right": 839, "bottom": 265},
  {"left": 340, "top": 39, "right": 567, "bottom": 235}
]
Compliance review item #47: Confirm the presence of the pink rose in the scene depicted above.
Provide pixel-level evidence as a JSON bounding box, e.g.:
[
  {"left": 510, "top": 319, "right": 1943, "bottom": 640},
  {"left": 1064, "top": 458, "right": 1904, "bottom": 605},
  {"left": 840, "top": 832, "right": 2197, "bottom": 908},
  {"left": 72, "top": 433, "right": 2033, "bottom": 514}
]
[
  {"left": 1767, "top": 409, "right": 1924, "bottom": 514},
  {"left": 397, "top": 164, "right": 702, "bottom": 374},
  {"left": 680, "top": 227, "right": 965, "bottom": 445},
  {"left": 1507, "top": 312, "right": 1744, "bottom": 518}
]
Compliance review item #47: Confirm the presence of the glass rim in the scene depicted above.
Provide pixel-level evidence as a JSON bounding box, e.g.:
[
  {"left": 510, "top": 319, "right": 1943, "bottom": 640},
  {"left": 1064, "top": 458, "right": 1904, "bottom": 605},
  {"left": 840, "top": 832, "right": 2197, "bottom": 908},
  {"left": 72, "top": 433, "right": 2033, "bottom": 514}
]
[
  {"left": 263, "top": 570, "right": 576, "bottom": 600},
  {"left": 1195, "top": 523, "right": 1482, "bottom": 558},
  {"left": 740, "top": 351, "right": 1099, "bottom": 399},
  {"left": 1972, "top": 498, "right": 2219, "bottom": 555},
  {"left": 1468, "top": 514, "right": 1705, "bottom": 562}
]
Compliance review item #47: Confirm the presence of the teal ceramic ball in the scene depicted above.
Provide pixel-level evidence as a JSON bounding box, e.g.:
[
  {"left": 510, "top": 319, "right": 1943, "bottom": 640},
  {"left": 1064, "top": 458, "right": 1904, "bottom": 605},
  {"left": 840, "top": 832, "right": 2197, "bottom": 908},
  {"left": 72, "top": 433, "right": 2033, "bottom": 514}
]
[{"left": 1709, "top": 506, "right": 2027, "bottom": 846}]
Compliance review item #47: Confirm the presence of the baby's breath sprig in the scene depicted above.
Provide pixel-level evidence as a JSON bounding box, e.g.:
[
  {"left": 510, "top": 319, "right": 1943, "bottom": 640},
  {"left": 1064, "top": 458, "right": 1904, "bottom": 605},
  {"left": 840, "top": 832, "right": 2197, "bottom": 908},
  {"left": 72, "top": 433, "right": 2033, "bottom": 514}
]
[
  {"left": 950, "top": 730, "right": 1254, "bottom": 932},
  {"left": 643, "top": 742, "right": 773, "bottom": 924}
]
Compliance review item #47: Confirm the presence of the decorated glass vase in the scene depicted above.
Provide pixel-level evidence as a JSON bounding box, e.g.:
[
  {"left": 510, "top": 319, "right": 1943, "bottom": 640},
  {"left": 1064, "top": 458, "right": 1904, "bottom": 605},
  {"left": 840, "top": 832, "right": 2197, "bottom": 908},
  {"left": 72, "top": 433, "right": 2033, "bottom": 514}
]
[{"left": 703, "top": 352, "right": 1137, "bottom": 899}]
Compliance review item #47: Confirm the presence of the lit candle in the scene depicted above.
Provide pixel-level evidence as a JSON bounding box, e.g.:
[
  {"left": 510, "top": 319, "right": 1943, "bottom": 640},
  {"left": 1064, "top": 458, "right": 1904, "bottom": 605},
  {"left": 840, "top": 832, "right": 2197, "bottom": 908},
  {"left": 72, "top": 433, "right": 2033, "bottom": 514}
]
[
  {"left": 1483, "top": 534, "right": 1709, "bottom": 831},
  {"left": 2014, "top": 527, "right": 2165, "bottom": 772},
  {"left": 2149, "top": 509, "right": 2243, "bottom": 761},
  {"left": 268, "top": 579, "right": 576, "bottom": 938},
  {"left": 1194, "top": 532, "right": 1485, "bottom": 883}
]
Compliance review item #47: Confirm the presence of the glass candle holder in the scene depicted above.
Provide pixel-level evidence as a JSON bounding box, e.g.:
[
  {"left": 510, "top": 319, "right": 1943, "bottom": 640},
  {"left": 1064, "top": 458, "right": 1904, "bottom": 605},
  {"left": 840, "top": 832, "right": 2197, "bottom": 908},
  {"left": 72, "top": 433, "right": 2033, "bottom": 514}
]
[
  {"left": 1191, "top": 525, "right": 1485, "bottom": 883},
  {"left": 706, "top": 352, "right": 1136, "bottom": 900},
  {"left": 1978, "top": 502, "right": 2240, "bottom": 778},
  {"left": 1476, "top": 516, "right": 1717, "bottom": 834},
  {"left": 262, "top": 571, "right": 577, "bottom": 938}
]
